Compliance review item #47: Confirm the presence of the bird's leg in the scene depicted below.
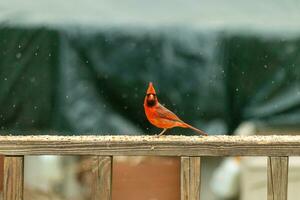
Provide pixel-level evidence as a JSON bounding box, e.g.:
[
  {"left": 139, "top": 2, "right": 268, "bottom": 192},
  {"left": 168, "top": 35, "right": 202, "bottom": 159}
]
[{"left": 157, "top": 128, "right": 167, "bottom": 137}]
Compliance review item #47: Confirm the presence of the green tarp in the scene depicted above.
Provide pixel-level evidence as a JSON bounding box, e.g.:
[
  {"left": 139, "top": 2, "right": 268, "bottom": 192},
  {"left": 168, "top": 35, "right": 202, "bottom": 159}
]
[{"left": 1, "top": 1, "right": 300, "bottom": 135}]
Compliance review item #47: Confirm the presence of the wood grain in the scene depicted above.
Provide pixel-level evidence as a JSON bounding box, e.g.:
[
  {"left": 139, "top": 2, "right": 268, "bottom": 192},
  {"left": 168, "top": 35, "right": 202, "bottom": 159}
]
[
  {"left": 0, "top": 156, "right": 3, "bottom": 191},
  {"left": 181, "top": 157, "right": 190, "bottom": 200},
  {"left": 189, "top": 157, "right": 201, "bottom": 200},
  {"left": 91, "top": 156, "right": 112, "bottom": 200},
  {"left": 3, "top": 156, "right": 24, "bottom": 200},
  {"left": 0, "top": 155, "right": 3, "bottom": 200},
  {"left": 0, "top": 135, "right": 299, "bottom": 156},
  {"left": 181, "top": 157, "right": 201, "bottom": 200},
  {"left": 267, "top": 157, "right": 288, "bottom": 200}
]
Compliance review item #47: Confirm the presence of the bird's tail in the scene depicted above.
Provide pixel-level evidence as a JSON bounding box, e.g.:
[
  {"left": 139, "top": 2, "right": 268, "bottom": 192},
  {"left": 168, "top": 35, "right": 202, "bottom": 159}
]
[{"left": 183, "top": 123, "right": 208, "bottom": 136}]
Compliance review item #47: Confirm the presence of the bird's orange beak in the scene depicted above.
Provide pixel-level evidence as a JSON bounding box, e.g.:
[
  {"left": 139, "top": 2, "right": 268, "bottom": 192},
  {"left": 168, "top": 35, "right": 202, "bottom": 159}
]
[{"left": 147, "top": 82, "right": 156, "bottom": 95}]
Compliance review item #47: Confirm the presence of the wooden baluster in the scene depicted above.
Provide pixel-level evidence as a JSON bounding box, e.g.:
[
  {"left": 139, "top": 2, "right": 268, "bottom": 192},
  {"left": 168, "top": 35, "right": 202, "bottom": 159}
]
[
  {"left": 3, "top": 156, "right": 24, "bottom": 200},
  {"left": 181, "top": 157, "right": 201, "bottom": 200},
  {"left": 267, "top": 156, "right": 288, "bottom": 200},
  {"left": 91, "top": 156, "right": 113, "bottom": 200},
  {"left": 0, "top": 155, "right": 4, "bottom": 197}
]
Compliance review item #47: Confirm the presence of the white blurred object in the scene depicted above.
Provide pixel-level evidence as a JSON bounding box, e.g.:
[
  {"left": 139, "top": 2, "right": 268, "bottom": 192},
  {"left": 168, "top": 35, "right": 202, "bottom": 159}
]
[
  {"left": 25, "top": 156, "right": 63, "bottom": 192},
  {"left": 234, "top": 121, "right": 257, "bottom": 136},
  {"left": 63, "top": 157, "right": 84, "bottom": 199},
  {"left": 210, "top": 157, "right": 240, "bottom": 199},
  {"left": 210, "top": 122, "right": 255, "bottom": 199},
  {"left": 25, "top": 156, "right": 84, "bottom": 199}
]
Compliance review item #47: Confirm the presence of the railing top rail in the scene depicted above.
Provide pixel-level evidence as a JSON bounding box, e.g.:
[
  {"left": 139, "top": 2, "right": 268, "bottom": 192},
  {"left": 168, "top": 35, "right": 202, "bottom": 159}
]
[{"left": 0, "top": 135, "right": 299, "bottom": 156}]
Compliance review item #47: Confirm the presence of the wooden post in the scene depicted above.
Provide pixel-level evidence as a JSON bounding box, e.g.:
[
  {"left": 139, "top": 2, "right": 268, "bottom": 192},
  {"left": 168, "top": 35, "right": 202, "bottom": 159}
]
[
  {"left": 181, "top": 157, "right": 201, "bottom": 200},
  {"left": 181, "top": 157, "right": 190, "bottom": 200},
  {"left": 267, "top": 156, "right": 288, "bottom": 200},
  {"left": 0, "top": 155, "right": 3, "bottom": 192},
  {"left": 3, "top": 156, "right": 24, "bottom": 200},
  {"left": 189, "top": 157, "right": 201, "bottom": 200},
  {"left": 91, "top": 156, "right": 112, "bottom": 200}
]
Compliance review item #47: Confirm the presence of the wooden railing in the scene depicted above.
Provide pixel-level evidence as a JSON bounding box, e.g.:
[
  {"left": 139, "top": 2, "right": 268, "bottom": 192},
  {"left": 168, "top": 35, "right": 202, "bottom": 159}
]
[{"left": 1, "top": 135, "right": 299, "bottom": 200}]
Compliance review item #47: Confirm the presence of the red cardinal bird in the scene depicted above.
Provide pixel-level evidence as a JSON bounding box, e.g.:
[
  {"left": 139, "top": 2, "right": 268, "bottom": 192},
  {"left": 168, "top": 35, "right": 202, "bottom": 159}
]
[{"left": 144, "top": 82, "right": 208, "bottom": 136}]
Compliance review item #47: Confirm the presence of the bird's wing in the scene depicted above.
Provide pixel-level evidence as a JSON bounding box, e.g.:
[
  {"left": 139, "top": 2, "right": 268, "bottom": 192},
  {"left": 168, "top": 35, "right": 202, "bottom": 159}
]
[{"left": 155, "top": 103, "right": 183, "bottom": 123}]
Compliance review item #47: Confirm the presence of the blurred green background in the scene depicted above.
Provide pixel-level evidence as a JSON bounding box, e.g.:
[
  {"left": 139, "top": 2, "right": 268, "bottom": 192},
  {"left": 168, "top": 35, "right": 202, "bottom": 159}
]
[{"left": 1, "top": 1, "right": 300, "bottom": 135}]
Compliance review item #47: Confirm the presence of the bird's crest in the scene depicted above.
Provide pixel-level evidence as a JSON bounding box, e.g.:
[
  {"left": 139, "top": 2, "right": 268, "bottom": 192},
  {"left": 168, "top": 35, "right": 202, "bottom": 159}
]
[{"left": 147, "top": 82, "right": 156, "bottom": 95}]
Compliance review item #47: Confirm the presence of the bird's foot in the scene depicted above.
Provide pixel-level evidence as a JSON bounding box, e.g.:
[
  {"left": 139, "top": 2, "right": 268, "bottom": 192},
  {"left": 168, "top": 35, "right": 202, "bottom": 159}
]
[{"left": 154, "top": 128, "right": 167, "bottom": 137}]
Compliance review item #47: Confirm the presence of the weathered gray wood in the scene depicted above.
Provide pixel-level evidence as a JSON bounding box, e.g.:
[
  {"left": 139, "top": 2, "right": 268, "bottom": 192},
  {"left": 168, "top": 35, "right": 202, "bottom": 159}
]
[
  {"left": 91, "top": 156, "right": 112, "bottom": 200},
  {"left": 181, "top": 157, "right": 190, "bottom": 200},
  {"left": 0, "top": 155, "right": 3, "bottom": 200},
  {"left": 3, "top": 156, "right": 24, "bottom": 200},
  {"left": 0, "top": 155, "right": 3, "bottom": 193},
  {"left": 181, "top": 157, "right": 201, "bottom": 200},
  {"left": 267, "top": 157, "right": 288, "bottom": 200},
  {"left": 0, "top": 135, "right": 299, "bottom": 156},
  {"left": 189, "top": 157, "right": 201, "bottom": 200}
]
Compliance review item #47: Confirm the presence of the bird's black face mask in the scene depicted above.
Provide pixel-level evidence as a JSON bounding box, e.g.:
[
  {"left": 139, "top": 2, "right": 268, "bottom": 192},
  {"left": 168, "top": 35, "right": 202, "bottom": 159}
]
[{"left": 146, "top": 93, "right": 157, "bottom": 107}]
